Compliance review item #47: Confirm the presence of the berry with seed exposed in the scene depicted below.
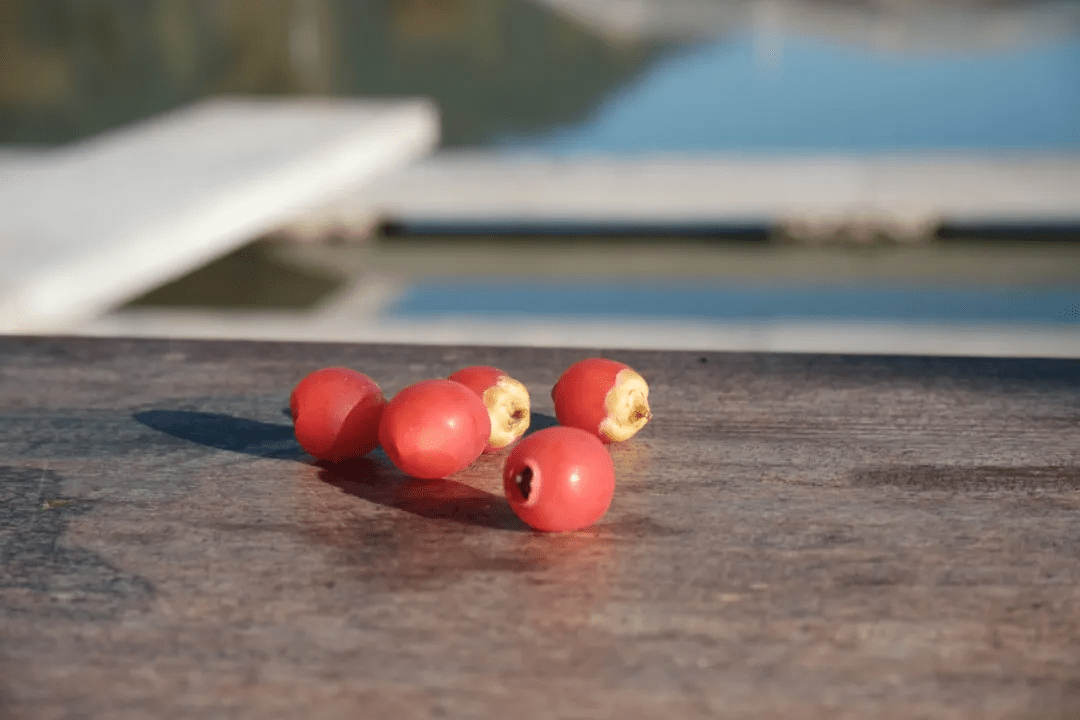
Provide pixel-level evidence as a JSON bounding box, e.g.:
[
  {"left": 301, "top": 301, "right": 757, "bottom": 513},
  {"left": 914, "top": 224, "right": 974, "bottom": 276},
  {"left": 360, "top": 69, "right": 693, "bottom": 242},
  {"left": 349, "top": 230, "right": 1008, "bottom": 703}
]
[
  {"left": 552, "top": 358, "right": 652, "bottom": 443},
  {"left": 449, "top": 365, "right": 530, "bottom": 452}
]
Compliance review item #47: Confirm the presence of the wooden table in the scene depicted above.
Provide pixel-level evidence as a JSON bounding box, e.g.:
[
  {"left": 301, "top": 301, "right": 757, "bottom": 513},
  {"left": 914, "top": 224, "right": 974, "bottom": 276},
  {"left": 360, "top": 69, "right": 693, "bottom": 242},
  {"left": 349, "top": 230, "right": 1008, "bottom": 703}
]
[{"left": 1, "top": 336, "right": 1077, "bottom": 719}]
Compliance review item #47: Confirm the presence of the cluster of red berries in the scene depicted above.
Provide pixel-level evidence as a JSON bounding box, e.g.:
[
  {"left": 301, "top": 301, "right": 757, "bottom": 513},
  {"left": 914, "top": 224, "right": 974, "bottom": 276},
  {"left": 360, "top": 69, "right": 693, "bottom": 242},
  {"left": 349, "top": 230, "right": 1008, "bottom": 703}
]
[{"left": 289, "top": 358, "right": 653, "bottom": 532}]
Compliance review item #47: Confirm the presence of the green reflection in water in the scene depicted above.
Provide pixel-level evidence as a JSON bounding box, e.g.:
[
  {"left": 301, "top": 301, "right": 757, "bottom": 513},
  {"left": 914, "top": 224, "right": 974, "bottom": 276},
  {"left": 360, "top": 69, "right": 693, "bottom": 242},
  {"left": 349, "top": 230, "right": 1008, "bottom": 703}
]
[
  {"left": 0, "top": 0, "right": 674, "bottom": 147},
  {"left": 126, "top": 237, "right": 347, "bottom": 310}
]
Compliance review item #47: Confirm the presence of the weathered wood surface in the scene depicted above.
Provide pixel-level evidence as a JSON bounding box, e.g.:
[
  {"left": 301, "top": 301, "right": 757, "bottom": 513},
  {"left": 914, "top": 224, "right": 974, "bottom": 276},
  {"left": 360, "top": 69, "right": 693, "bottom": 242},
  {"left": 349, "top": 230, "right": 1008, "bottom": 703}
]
[{"left": 1, "top": 336, "right": 1078, "bottom": 719}]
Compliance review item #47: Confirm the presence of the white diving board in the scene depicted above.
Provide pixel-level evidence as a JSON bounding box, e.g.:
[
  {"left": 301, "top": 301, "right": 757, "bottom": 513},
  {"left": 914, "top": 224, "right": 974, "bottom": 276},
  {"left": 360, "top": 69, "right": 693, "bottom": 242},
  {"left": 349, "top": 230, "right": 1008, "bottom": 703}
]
[{"left": 0, "top": 97, "right": 438, "bottom": 333}]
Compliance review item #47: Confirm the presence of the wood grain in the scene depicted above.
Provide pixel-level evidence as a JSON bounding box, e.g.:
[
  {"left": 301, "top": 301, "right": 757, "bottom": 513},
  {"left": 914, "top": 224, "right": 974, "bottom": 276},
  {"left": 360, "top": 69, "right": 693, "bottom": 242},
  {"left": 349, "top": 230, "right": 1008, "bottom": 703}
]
[{"left": 1, "top": 336, "right": 1078, "bottom": 719}]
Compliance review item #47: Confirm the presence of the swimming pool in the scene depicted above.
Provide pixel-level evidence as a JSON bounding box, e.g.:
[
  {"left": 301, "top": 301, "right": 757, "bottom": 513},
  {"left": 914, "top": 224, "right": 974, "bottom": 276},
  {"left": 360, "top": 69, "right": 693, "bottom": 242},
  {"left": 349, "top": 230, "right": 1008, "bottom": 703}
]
[
  {"left": 385, "top": 281, "right": 1080, "bottom": 326},
  {"left": 496, "top": 34, "right": 1080, "bottom": 154},
  {"left": 4, "top": 0, "right": 1078, "bottom": 155}
]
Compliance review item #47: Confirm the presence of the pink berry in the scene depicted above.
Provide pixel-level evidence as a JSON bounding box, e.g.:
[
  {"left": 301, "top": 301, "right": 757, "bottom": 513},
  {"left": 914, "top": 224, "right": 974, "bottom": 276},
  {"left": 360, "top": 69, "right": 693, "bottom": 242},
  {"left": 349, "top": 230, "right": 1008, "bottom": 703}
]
[
  {"left": 290, "top": 367, "right": 385, "bottom": 462},
  {"left": 551, "top": 358, "right": 652, "bottom": 443},
  {"left": 503, "top": 426, "right": 615, "bottom": 532},
  {"left": 448, "top": 365, "right": 531, "bottom": 453},
  {"left": 379, "top": 379, "right": 491, "bottom": 479}
]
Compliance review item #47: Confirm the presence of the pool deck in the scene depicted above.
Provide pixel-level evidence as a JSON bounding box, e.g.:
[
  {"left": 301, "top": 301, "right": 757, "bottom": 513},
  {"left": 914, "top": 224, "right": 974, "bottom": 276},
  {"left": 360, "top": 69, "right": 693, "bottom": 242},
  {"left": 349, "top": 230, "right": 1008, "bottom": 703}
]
[
  {"left": 534, "top": 0, "right": 1080, "bottom": 49},
  {"left": 355, "top": 152, "right": 1080, "bottom": 233},
  {"left": 2, "top": 335, "right": 1078, "bottom": 718}
]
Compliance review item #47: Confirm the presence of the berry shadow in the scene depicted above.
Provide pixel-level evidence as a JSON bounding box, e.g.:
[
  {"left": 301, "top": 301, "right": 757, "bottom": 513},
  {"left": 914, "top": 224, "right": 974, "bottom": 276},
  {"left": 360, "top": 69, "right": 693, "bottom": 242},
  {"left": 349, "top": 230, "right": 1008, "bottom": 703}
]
[
  {"left": 524, "top": 411, "right": 558, "bottom": 435},
  {"left": 135, "top": 410, "right": 304, "bottom": 460},
  {"left": 317, "top": 457, "right": 526, "bottom": 531},
  {"left": 134, "top": 409, "right": 525, "bottom": 531}
]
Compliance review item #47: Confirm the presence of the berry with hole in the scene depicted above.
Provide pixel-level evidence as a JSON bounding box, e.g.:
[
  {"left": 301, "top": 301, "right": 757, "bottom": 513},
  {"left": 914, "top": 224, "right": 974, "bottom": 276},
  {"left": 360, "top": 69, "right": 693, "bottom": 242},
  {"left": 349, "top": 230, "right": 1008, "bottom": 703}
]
[
  {"left": 448, "top": 365, "right": 530, "bottom": 452},
  {"left": 379, "top": 379, "right": 491, "bottom": 479},
  {"left": 551, "top": 358, "right": 652, "bottom": 443},
  {"left": 290, "top": 367, "right": 386, "bottom": 462},
  {"left": 503, "top": 426, "right": 615, "bottom": 532}
]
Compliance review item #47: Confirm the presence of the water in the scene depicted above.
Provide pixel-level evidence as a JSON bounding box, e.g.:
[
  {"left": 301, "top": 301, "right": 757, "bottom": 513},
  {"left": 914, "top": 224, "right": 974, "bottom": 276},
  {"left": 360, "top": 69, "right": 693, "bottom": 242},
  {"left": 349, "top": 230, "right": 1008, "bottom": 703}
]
[
  {"left": 0, "top": 0, "right": 674, "bottom": 148},
  {"left": 498, "top": 35, "right": 1080, "bottom": 154},
  {"left": 3, "top": 0, "right": 1078, "bottom": 153},
  {"left": 385, "top": 281, "right": 1080, "bottom": 325},
  {"left": 5, "top": 0, "right": 1079, "bottom": 335}
]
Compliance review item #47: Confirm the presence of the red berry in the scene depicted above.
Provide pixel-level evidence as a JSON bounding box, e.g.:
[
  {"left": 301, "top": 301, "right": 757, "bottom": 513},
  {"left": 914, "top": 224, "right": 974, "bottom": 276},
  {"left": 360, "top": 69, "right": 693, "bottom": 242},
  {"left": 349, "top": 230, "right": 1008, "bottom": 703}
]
[
  {"left": 290, "top": 367, "right": 386, "bottom": 462},
  {"left": 448, "top": 365, "right": 531, "bottom": 453},
  {"left": 503, "top": 426, "right": 615, "bottom": 532},
  {"left": 551, "top": 358, "right": 652, "bottom": 443},
  {"left": 379, "top": 379, "right": 491, "bottom": 479}
]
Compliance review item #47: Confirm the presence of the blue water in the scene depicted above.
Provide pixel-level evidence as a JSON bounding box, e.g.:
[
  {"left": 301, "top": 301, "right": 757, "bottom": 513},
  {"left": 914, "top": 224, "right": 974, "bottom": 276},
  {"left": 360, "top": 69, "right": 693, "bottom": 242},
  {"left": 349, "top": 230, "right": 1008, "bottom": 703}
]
[
  {"left": 386, "top": 282, "right": 1080, "bottom": 325},
  {"left": 498, "top": 35, "right": 1080, "bottom": 154}
]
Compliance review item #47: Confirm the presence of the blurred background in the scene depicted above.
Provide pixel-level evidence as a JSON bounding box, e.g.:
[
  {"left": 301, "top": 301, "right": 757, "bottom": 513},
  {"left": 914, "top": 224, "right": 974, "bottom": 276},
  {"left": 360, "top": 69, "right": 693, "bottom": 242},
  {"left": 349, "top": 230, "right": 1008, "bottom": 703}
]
[{"left": 1, "top": 0, "right": 1079, "bottom": 354}]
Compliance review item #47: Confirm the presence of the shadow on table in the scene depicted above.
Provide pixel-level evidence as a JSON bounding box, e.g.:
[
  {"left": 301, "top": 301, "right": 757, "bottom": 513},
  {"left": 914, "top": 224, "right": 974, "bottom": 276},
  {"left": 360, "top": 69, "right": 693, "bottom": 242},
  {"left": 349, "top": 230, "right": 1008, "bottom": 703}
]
[
  {"left": 135, "top": 410, "right": 304, "bottom": 459},
  {"left": 316, "top": 456, "right": 525, "bottom": 531},
  {"left": 134, "top": 409, "right": 527, "bottom": 531}
]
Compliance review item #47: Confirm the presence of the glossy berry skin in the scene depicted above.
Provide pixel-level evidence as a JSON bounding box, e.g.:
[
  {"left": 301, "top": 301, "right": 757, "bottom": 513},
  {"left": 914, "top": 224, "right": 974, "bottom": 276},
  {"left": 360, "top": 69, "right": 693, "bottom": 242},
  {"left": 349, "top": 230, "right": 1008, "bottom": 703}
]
[
  {"left": 290, "top": 367, "right": 386, "bottom": 462},
  {"left": 503, "top": 426, "right": 615, "bottom": 532},
  {"left": 551, "top": 358, "right": 652, "bottom": 443},
  {"left": 379, "top": 379, "right": 491, "bottom": 479},
  {"left": 448, "top": 365, "right": 530, "bottom": 453}
]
